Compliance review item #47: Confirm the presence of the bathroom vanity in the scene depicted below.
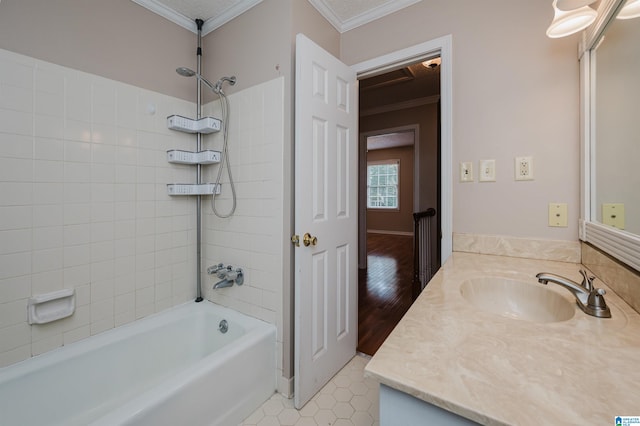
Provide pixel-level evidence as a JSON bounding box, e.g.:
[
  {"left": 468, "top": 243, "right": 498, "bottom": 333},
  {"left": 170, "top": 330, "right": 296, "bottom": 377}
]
[{"left": 365, "top": 252, "right": 640, "bottom": 425}]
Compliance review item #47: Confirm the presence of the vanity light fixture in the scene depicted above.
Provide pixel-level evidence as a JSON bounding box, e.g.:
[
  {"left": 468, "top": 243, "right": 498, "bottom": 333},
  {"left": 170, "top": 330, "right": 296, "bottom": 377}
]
[
  {"left": 617, "top": 0, "right": 640, "bottom": 19},
  {"left": 547, "top": 0, "right": 597, "bottom": 38}
]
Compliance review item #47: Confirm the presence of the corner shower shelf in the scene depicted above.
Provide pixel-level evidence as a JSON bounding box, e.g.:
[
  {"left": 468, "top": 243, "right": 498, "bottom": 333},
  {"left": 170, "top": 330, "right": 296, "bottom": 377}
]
[
  {"left": 167, "top": 115, "right": 221, "bottom": 134},
  {"left": 166, "top": 114, "right": 222, "bottom": 196},
  {"left": 167, "top": 149, "right": 221, "bottom": 165},
  {"left": 167, "top": 183, "right": 221, "bottom": 196}
]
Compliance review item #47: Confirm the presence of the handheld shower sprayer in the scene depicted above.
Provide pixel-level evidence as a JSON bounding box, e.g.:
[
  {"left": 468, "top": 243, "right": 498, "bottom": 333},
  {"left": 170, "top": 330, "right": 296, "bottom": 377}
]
[
  {"left": 176, "top": 68, "right": 236, "bottom": 95},
  {"left": 213, "top": 76, "right": 236, "bottom": 95}
]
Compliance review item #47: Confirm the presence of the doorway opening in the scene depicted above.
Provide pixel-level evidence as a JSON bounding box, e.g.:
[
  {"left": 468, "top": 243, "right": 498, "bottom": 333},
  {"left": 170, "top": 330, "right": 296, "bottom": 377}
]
[{"left": 356, "top": 53, "right": 443, "bottom": 356}]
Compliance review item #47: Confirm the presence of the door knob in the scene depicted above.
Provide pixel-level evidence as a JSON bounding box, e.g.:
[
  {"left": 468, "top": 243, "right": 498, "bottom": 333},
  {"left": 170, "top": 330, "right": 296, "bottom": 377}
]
[
  {"left": 291, "top": 234, "right": 300, "bottom": 247},
  {"left": 303, "top": 233, "right": 318, "bottom": 247}
]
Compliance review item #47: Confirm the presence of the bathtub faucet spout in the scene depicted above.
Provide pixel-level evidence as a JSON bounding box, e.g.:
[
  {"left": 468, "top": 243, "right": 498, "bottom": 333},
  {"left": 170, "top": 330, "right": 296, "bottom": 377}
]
[
  {"left": 211, "top": 264, "right": 244, "bottom": 289},
  {"left": 213, "top": 279, "right": 234, "bottom": 289}
]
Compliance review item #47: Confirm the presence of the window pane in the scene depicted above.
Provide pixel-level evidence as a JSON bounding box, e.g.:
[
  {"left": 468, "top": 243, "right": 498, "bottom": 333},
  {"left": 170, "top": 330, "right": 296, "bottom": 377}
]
[{"left": 367, "top": 161, "right": 400, "bottom": 209}]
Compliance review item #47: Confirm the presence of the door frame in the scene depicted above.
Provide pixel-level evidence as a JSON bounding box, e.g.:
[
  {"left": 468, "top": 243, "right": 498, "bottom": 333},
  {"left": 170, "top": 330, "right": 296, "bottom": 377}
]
[
  {"left": 352, "top": 35, "right": 453, "bottom": 264},
  {"left": 359, "top": 125, "right": 420, "bottom": 269}
]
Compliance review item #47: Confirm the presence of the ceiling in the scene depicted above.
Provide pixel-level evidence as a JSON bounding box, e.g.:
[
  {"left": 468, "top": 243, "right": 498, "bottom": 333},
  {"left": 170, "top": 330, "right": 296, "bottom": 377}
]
[
  {"left": 360, "top": 60, "right": 441, "bottom": 113},
  {"left": 131, "top": 0, "right": 421, "bottom": 34}
]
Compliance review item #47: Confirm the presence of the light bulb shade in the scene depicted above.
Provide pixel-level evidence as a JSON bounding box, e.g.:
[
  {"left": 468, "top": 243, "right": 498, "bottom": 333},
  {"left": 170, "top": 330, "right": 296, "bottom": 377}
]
[
  {"left": 618, "top": 0, "right": 640, "bottom": 19},
  {"left": 547, "top": 0, "right": 597, "bottom": 38},
  {"left": 556, "top": 0, "right": 597, "bottom": 11}
]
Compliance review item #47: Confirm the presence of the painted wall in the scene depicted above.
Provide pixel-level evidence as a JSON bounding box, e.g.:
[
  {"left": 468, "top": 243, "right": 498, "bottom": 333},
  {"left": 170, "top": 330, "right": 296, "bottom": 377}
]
[
  {"left": 366, "top": 146, "right": 414, "bottom": 234},
  {"left": 341, "top": 0, "right": 581, "bottom": 242},
  {"left": 0, "top": 0, "right": 196, "bottom": 101}
]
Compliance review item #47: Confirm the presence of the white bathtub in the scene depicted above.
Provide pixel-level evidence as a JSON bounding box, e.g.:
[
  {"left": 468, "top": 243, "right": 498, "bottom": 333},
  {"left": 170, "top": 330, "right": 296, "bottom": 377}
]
[{"left": 0, "top": 301, "right": 276, "bottom": 426}]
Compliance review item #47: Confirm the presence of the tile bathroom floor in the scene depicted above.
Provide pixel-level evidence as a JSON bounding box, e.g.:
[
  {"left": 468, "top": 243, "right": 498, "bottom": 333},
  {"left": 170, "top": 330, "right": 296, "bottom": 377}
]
[{"left": 240, "top": 354, "right": 379, "bottom": 426}]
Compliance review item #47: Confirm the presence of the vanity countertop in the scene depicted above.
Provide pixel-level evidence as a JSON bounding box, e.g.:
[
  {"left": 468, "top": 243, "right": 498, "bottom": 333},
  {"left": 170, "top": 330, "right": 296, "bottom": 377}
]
[{"left": 364, "top": 252, "right": 640, "bottom": 425}]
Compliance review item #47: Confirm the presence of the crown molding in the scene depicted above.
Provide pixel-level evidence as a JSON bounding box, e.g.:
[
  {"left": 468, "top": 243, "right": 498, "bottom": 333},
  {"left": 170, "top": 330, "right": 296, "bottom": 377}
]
[
  {"left": 131, "top": 0, "right": 197, "bottom": 33},
  {"left": 131, "top": 0, "right": 263, "bottom": 36},
  {"left": 201, "top": 0, "right": 263, "bottom": 35},
  {"left": 306, "top": 0, "right": 343, "bottom": 33},
  {"left": 133, "top": 0, "right": 416, "bottom": 35},
  {"left": 341, "top": 0, "right": 421, "bottom": 32},
  {"left": 308, "top": 0, "right": 421, "bottom": 33}
]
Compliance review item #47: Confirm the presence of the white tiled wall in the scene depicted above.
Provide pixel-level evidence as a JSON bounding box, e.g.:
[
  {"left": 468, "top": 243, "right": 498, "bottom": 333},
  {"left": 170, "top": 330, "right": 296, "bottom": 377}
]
[
  {"left": 201, "top": 77, "right": 286, "bottom": 389},
  {"left": 0, "top": 49, "right": 202, "bottom": 366}
]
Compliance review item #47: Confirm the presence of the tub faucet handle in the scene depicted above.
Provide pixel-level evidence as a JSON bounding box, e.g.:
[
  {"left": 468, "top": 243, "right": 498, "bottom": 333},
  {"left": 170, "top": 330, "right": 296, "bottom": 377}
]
[
  {"left": 233, "top": 268, "right": 244, "bottom": 285},
  {"left": 216, "top": 265, "right": 231, "bottom": 279},
  {"left": 207, "top": 263, "right": 224, "bottom": 275}
]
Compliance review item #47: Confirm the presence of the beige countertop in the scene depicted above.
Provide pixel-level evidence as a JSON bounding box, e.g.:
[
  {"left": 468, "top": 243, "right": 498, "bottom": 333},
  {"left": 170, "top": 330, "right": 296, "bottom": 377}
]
[{"left": 365, "top": 252, "right": 640, "bottom": 425}]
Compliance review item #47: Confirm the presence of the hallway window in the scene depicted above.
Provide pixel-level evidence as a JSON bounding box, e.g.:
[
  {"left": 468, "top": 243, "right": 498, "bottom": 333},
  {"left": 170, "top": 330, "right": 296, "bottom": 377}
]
[{"left": 367, "top": 160, "right": 399, "bottom": 209}]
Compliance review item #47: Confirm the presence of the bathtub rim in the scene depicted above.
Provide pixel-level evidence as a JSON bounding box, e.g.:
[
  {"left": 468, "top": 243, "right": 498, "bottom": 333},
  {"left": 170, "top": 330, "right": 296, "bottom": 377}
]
[{"left": 0, "top": 300, "right": 275, "bottom": 383}]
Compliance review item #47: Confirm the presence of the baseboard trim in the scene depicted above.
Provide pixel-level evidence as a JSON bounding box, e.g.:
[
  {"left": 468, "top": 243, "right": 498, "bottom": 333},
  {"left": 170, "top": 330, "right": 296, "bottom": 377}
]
[{"left": 278, "top": 375, "right": 294, "bottom": 399}]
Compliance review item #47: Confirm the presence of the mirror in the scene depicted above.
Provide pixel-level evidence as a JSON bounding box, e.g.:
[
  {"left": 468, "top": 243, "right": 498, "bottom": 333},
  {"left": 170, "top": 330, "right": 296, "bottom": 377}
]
[
  {"left": 594, "top": 9, "right": 640, "bottom": 234},
  {"left": 580, "top": 0, "right": 640, "bottom": 271}
]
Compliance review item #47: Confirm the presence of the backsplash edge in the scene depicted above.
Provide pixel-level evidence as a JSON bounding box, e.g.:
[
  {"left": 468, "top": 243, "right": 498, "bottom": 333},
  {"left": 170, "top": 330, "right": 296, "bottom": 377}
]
[
  {"left": 452, "top": 233, "right": 581, "bottom": 263},
  {"left": 582, "top": 242, "right": 640, "bottom": 315}
]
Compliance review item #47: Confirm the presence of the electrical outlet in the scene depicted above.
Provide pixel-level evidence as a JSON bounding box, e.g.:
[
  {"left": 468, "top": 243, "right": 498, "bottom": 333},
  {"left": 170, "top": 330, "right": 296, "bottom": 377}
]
[
  {"left": 515, "top": 156, "right": 534, "bottom": 181},
  {"left": 479, "top": 159, "right": 496, "bottom": 182},
  {"left": 460, "top": 161, "right": 474, "bottom": 182}
]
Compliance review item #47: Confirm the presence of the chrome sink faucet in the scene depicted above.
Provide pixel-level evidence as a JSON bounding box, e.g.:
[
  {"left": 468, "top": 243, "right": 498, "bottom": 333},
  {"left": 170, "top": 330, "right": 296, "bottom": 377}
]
[{"left": 536, "top": 270, "right": 611, "bottom": 318}]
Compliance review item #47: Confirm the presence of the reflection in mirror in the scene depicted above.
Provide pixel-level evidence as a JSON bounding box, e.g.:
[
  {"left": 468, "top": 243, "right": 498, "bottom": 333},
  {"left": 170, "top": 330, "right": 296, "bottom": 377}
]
[{"left": 594, "top": 13, "right": 640, "bottom": 234}]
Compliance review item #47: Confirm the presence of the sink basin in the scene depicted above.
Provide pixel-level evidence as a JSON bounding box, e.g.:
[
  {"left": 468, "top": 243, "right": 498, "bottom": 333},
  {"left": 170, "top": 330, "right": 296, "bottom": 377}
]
[{"left": 459, "top": 277, "right": 575, "bottom": 323}]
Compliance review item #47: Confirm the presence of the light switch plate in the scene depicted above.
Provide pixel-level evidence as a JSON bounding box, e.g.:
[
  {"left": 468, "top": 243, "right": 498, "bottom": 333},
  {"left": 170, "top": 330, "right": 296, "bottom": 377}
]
[
  {"left": 549, "top": 203, "right": 568, "bottom": 227},
  {"left": 460, "top": 162, "right": 474, "bottom": 182},
  {"left": 602, "top": 203, "right": 625, "bottom": 229},
  {"left": 479, "top": 159, "right": 496, "bottom": 182}
]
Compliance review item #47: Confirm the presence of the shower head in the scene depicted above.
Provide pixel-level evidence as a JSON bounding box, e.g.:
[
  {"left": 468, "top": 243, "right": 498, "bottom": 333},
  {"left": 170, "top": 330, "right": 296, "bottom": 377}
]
[
  {"left": 213, "top": 76, "right": 237, "bottom": 95},
  {"left": 176, "top": 67, "right": 216, "bottom": 92},
  {"left": 176, "top": 67, "right": 196, "bottom": 77}
]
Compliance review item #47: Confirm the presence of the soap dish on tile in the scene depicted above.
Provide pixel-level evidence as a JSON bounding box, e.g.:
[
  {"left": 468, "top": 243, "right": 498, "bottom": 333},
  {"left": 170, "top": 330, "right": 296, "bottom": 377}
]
[{"left": 27, "top": 289, "right": 76, "bottom": 325}]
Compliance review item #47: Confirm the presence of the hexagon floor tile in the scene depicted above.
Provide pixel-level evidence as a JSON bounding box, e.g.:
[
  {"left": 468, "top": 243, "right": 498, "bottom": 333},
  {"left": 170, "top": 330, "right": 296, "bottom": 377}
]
[{"left": 240, "top": 354, "right": 379, "bottom": 426}]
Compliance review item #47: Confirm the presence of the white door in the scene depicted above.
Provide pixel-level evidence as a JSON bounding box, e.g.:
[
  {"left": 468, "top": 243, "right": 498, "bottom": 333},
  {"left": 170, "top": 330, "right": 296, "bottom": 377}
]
[{"left": 293, "top": 33, "right": 358, "bottom": 409}]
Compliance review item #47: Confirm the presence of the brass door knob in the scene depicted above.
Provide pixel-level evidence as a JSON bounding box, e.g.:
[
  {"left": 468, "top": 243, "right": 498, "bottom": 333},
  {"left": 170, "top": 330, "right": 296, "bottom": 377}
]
[
  {"left": 291, "top": 234, "right": 300, "bottom": 247},
  {"left": 303, "top": 233, "right": 318, "bottom": 247}
]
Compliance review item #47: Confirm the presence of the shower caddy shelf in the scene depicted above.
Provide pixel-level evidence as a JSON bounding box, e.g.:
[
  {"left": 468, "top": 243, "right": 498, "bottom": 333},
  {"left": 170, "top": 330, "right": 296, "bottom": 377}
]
[{"left": 166, "top": 115, "right": 222, "bottom": 196}]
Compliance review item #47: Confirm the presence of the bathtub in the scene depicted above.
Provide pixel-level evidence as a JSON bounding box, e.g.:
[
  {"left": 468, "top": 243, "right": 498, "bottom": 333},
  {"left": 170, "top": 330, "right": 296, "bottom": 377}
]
[{"left": 0, "top": 301, "right": 276, "bottom": 426}]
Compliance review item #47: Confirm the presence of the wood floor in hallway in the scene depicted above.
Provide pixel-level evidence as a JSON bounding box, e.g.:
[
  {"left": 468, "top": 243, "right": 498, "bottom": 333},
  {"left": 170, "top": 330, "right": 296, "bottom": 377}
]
[{"left": 357, "top": 232, "right": 414, "bottom": 356}]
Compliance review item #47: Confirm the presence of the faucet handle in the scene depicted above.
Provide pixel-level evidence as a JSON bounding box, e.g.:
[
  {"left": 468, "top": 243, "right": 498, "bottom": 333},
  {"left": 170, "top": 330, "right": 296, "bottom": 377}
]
[
  {"left": 207, "top": 263, "right": 224, "bottom": 275},
  {"left": 579, "top": 269, "right": 595, "bottom": 291},
  {"left": 234, "top": 268, "right": 244, "bottom": 285},
  {"left": 587, "top": 287, "right": 611, "bottom": 317}
]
